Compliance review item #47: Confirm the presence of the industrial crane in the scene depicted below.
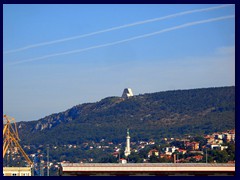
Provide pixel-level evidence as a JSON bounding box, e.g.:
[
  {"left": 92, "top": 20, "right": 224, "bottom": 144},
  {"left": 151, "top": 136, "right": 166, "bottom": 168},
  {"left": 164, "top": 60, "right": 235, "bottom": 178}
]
[{"left": 3, "top": 115, "right": 33, "bottom": 167}]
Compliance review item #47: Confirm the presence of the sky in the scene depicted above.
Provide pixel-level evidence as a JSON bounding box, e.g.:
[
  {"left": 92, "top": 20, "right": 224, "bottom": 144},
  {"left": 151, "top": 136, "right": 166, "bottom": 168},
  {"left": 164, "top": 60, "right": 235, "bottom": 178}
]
[{"left": 3, "top": 4, "right": 235, "bottom": 122}]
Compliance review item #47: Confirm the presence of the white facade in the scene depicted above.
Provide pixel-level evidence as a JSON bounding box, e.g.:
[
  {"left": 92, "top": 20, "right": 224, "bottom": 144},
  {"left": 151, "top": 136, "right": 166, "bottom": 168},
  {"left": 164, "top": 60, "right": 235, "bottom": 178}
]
[
  {"left": 119, "top": 159, "right": 127, "bottom": 164},
  {"left": 164, "top": 146, "right": 179, "bottom": 155},
  {"left": 3, "top": 167, "right": 32, "bottom": 176},
  {"left": 210, "top": 144, "right": 228, "bottom": 150}
]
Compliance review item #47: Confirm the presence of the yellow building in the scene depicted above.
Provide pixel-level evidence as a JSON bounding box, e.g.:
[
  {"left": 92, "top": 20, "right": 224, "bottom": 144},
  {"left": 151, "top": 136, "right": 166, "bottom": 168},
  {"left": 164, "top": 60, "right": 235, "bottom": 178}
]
[{"left": 3, "top": 167, "right": 32, "bottom": 176}]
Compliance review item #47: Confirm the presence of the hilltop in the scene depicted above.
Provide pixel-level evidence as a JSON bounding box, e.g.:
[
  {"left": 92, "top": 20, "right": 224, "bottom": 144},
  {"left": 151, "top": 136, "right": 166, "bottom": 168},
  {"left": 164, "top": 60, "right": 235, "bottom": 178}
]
[{"left": 17, "top": 86, "right": 235, "bottom": 145}]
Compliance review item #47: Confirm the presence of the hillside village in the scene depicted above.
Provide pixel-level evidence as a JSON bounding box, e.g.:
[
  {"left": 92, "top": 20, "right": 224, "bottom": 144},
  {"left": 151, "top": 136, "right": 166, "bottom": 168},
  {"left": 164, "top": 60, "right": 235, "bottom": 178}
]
[
  {"left": 17, "top": 86, "right": 235, "bottom": 148},
  {"left": 3, "top": 87, "right": 235, "bottom": 175},
  {"left": 4, "top": 128, "right": 235, "bottom": 175}
]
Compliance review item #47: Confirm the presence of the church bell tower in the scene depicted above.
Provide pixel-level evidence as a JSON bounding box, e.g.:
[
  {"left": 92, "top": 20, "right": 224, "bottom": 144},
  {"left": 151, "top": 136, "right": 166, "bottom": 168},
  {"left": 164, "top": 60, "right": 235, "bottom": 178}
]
[{"left": 124, "top": 129, "right": 131, "bottom": 157}]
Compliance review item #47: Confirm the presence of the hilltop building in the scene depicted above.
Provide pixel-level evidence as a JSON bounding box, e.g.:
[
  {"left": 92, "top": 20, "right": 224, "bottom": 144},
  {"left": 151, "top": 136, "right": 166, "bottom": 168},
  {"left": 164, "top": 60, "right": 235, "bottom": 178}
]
[
  {"left": 124, "top": 129, "right": 131, "bottom": 157},
  {"left": 122, "top": 88, "right": 133, "bottom": 99}
]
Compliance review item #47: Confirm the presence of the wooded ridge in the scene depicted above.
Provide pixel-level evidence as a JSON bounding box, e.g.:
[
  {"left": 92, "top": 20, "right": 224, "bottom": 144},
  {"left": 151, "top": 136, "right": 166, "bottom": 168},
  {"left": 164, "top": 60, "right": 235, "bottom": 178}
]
[{"left": 17, "top": 86, "right": 235, "bottom": 145}]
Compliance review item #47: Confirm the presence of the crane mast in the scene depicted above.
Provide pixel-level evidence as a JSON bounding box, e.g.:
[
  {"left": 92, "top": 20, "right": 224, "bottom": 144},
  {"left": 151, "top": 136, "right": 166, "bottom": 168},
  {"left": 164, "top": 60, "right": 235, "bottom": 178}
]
[{"left": 3, "top": 115, "right": 33, "bottom": 167}]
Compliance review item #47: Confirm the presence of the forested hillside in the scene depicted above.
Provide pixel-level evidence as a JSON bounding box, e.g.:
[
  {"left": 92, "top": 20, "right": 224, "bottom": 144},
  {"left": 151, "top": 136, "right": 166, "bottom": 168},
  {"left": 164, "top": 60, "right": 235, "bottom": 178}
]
[{"left": 17, "top": 86, "right": 235, "bottom": 145}]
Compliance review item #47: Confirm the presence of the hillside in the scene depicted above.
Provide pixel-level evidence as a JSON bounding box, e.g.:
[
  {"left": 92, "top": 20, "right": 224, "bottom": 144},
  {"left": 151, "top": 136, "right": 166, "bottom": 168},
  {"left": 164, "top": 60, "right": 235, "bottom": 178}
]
[{"left": 17, "top": 86, "right": 235, "bottom": 145}]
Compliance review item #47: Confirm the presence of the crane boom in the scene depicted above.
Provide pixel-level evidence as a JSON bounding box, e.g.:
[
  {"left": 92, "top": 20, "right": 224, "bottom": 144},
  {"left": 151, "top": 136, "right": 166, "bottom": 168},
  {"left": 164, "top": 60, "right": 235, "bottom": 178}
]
[
  {"left": 3, "top": 115, "right": 33, "bottom": 167},
  {"left": 11, "top": 133, "right": 33, "bottom": 166},
  {"left": 3, "top": 123, "right": 8, "bottom": 136}
]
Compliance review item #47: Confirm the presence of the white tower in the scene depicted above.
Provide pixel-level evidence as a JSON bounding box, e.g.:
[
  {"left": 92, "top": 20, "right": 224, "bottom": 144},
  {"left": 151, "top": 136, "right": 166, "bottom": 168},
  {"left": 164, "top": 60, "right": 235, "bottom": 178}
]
[{"left": 124, "top": 129, "right": 131, "bottom": 157}]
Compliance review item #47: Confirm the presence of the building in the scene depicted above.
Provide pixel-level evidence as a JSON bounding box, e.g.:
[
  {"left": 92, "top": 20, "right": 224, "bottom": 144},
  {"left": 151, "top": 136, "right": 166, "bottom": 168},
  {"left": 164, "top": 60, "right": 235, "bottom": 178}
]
[
  {"left": 223, "top": 133, "right": 232, "bottom": 142},
  {"left": 164, "top": 146, "right": 179, "bottom": 155},
  {"left": 185, "top": 141, "right": 199, "bottom": 150},
  {"left": 59, "top": 163, "right": 235, "bottom": 176},
  {"left": 112, "top": 152, "right": 119, "bottom": 158},
  {"left": 192, "top": 142, "right": 200, "bottom": 150},
  {"left": 3, "top": 167, "right": 32, "bottom": 176},
  {"left": 186, "top": 155, "right": 203, "bottom": 162},
  {"left": 148, "top": 149, "right": 159, "bottom": 158},
  {"left": 189, "top": 151, "right": 204, "bottom": 155},
  {"left": 210, "top": 144, "right": 228, "bottom": 151},
  {"left": 215, "top": 134, "right": 223, "bottom": 140},
  {"left": 178, "top": 149, "right": 187, "bottom": 154},
  {"left": 124, "top": 129, "right": 131, "bottom": 157},
  {"left": 119, "top": 159, "right": 127, "bottom": 164},
  {"left": 122, "top": 88, "right": 133, "bottom": 99}
]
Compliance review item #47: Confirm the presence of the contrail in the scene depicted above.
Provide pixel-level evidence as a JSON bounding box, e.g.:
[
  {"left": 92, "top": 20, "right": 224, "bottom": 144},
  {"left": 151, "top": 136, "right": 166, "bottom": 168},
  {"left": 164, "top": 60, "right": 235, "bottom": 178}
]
[
  {"left": 4, "top": 4, "right": 233, "bottom": 54},
  {"left": 9, "top": 15, "right": 234, "bottom": 65}
]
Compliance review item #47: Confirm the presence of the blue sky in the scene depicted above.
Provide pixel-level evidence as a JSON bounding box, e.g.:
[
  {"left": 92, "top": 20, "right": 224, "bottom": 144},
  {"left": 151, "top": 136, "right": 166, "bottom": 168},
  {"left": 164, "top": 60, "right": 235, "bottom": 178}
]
[{"left": 3, "top": 4, "right": 235, "bottom": 122}]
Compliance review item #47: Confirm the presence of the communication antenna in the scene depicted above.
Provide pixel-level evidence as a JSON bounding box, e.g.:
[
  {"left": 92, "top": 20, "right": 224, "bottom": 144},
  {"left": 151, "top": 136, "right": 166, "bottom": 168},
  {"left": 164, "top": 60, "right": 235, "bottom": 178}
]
[
  {"left": 47, "top": 144, "right": 49, "bottom": 176},
  {"left": 206, "top": 148, "right": 208, "bottom": 163}
]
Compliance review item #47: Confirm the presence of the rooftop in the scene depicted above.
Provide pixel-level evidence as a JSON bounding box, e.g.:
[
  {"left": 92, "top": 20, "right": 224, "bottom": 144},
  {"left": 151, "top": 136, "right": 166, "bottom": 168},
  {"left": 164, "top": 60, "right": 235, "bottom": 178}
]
[{"left": 61, "top": 163, "right": 234, "bottom": 167}]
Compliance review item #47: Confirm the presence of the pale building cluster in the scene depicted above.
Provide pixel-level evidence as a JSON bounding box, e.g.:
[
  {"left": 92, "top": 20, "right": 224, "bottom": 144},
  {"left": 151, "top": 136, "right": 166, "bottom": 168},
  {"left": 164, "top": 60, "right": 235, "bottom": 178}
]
[{"left": 205, "top": 129, "right": 235, "bottom": 150}]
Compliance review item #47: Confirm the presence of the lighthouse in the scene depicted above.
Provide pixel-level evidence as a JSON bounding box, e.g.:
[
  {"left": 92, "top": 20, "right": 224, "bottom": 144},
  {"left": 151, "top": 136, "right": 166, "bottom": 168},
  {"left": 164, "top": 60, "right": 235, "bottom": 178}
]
[{"left": 124, "top": 129, "right": 131, "bottom": 157}]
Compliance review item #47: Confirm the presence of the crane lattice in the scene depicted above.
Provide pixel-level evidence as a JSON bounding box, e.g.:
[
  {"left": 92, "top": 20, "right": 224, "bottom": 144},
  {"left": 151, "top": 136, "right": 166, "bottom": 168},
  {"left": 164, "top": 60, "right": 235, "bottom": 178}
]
[{"left": 3, "top": 114, "right": 33, "bottom": 167}]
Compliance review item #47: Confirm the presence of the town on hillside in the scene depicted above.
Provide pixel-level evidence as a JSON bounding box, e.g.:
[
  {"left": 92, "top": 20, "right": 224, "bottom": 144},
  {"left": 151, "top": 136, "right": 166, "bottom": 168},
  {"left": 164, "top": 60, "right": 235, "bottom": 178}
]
[{"left": 4, "top": 128, "right": 235, "bottom": 176}]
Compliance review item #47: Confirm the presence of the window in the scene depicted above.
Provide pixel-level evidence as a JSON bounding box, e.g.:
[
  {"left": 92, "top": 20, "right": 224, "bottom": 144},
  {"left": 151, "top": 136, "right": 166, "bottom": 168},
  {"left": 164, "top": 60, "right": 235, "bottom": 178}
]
[{"left": 21, "top": 173, "right": 29, "bottom": 176}]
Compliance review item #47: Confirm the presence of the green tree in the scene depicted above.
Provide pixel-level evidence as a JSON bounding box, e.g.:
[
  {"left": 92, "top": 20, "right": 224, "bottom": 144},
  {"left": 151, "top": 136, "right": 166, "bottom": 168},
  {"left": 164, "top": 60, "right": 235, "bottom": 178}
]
[
  {"left": 99, "top": 155, "right": 118, "bottom": 163},
  {"left": 128, "top": 152, "right": 143, "bottom": 163},
  {"left": 149, "top": 155, "right": 161, "bottom": 163}
]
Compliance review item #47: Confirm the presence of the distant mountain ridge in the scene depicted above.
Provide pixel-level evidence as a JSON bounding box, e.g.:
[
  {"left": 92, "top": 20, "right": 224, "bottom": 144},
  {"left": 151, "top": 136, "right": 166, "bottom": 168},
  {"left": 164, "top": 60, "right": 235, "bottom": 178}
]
[{"left": 17, "top": 86, "right": 235, "bottom": 145}]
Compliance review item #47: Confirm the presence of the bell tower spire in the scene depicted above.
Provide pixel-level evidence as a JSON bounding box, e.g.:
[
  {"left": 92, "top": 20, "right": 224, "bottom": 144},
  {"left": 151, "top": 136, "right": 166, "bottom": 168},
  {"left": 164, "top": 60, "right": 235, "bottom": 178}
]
[{"left": 124, "top": 129, "right": 131, "bottom": 157}]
